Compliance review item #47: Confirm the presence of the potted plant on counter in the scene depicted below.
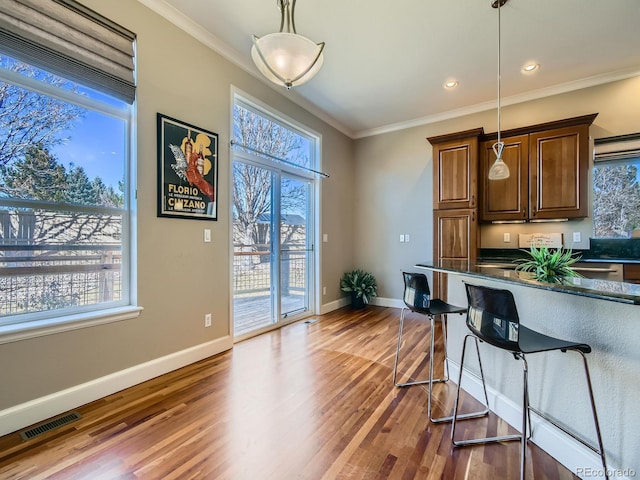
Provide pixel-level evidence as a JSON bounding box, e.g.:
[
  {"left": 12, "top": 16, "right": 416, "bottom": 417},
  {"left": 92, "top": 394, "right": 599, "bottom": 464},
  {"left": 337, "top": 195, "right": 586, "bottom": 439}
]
[
  {"left": 515, "top": 245, "right": 582, "bottom": 284},
  {"left": 340, "top": 269, "right": 377, "bottom": 309}
]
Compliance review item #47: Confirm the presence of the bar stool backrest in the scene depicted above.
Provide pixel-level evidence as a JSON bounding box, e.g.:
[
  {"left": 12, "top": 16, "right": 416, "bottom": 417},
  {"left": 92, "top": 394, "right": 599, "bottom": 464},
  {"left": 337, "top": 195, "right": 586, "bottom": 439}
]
[
  {"left": 464, "top": 283, "right": 520, "bottom": 351},
  {"left": 402, "top": 272, "right": 431, "bottom": 312}
]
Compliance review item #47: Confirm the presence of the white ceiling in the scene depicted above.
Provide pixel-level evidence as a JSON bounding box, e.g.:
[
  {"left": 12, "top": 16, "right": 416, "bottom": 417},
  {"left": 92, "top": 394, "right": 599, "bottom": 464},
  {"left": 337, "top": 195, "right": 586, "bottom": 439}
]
[{"left": 139, "top": 0, "right": 640, "bottom": 138}]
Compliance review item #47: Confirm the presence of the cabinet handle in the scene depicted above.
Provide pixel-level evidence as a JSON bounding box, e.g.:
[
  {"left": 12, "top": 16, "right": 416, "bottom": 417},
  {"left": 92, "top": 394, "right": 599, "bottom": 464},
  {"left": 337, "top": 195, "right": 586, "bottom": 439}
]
[
  {"left": 523, "top": 208, "right": 527, "bottom": 218},
  {"left": 472, "top": 211, "right": 475, "bottom": 222},
  {"left": 471, "top": 195, "right": 475, "bottom": 206}
]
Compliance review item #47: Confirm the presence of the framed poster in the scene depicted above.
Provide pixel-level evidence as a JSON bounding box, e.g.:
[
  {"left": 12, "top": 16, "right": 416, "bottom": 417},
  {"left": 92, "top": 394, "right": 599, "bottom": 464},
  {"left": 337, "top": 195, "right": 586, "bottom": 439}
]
[{"left": 157, "top": 113, "right": 219, "bottom": 220}]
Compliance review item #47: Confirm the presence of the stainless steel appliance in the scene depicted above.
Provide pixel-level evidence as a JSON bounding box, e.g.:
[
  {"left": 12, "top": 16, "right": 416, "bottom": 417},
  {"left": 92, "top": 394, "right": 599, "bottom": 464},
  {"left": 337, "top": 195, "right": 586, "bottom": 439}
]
[{"left": 571, "top": 262, "right": 623, "bottom": 281}]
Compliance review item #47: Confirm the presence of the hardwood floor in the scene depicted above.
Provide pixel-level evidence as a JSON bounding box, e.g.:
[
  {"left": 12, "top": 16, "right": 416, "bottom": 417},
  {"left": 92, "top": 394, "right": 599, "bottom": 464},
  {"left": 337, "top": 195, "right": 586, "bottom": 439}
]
[{"left": 0, "top": 306, "right": 578, "bottom": 479}]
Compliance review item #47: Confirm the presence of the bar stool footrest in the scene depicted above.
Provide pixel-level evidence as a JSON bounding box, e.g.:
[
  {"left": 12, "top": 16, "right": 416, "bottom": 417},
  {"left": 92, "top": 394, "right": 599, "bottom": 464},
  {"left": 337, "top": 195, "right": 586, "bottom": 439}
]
[
  {"left": 430, "top": 407, "right": 490, "bottom": 424},
  {"left": 453, "top": 433, "right": 522, "bottom": 447},
  {"left": 395, "top": 376, "right": 448, "bottom": 388}
]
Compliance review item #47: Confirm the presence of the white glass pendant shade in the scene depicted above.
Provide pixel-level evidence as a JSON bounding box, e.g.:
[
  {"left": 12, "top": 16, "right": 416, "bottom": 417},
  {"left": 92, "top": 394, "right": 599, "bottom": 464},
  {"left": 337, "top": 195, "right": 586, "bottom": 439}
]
[
  {"left": 252, "top": 33, "right": 324, "bottom": 89},
  {"left": 488, "top": 141, "right": 510, "bottom": 180}
]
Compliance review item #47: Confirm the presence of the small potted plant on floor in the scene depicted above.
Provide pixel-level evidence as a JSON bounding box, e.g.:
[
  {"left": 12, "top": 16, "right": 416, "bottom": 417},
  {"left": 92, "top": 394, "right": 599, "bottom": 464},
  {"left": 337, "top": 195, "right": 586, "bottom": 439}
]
[
  {"left": 515, "top": 245, "right": 582, "bottom": 284},
  {"left": 340, "top": 269, "right": 377, "bottom": 309}
]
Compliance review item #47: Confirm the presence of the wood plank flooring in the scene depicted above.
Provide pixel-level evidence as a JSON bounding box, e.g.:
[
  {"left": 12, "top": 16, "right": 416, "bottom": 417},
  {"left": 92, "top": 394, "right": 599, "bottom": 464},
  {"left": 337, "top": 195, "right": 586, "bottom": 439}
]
[{"left": 0, "top": 306, "right": 578, "bottom": 479}]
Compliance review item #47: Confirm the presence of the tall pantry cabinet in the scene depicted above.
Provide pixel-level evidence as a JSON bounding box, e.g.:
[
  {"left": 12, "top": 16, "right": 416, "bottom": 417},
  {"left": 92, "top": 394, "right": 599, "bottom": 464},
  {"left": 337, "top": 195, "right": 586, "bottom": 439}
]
[{"left": 428, "top": 128, "right": 483, "bottom": 298}]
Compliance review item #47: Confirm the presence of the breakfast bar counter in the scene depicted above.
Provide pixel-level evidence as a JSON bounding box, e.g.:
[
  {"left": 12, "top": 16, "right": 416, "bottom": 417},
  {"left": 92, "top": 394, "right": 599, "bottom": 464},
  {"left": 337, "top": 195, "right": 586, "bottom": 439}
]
[{"left": 415, "top": 259, "right": 640, "bottom": 305}]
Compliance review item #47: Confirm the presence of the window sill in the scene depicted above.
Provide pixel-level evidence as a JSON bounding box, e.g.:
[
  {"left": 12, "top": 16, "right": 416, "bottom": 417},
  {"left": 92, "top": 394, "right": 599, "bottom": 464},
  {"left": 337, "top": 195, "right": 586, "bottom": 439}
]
[{"left": 0, "top": 306, "right": 143, "bottom": 345}]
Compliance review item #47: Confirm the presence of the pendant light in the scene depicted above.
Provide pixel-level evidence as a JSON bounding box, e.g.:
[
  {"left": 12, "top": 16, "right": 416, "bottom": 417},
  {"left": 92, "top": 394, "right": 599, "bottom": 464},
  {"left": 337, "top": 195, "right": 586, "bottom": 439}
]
[
  {"left": 251, "top": 0, "right": 325, "bottom": 89},
  {"left": 488, "top": 0, "right": 510, "bottom": 180}
]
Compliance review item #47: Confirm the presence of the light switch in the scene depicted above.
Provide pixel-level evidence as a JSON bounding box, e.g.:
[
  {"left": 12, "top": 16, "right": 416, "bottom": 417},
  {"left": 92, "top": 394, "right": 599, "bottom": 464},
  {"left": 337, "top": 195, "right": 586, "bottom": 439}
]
[
  {"left": 399, "top": 234, "right": 405, "bottom": 243},
  {"left": 204, "top": 229, "right": 211, "bottom": 243},
  {"left": 573, "top": 232, "right": 581, "bottom": 243},
  {"left": 323, "top": 234, "right": 328, "bottom": 243}
]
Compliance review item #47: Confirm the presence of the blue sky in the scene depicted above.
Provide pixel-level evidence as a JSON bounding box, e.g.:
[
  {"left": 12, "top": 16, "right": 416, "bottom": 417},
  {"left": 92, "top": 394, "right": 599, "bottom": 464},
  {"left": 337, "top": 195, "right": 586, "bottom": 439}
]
[{"left": 50, "top": 109, "right": 126, "bottom": 190}]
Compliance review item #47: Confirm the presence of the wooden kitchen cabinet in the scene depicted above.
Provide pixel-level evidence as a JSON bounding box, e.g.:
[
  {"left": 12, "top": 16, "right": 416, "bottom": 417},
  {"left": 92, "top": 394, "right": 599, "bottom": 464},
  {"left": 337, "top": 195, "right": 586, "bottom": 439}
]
[
  {"left": 480, "top": 135, "right": 529, "bottom": 222},
  {"left": 432, "top": 208, "right": 478, "bottom": 299},
  {"left": 428, "top": 128, "right": 483, "bottom": 299},
  {"left": 529, "top": 124, "right": 590, "bottom": 219},
  {"left": 433, "top": 209, "right": 478, "bottom": 262},
  {"left": 480, "top": 114, "right": 596, "bottom": 222},
  {"left": 429, "top": 128, "right": 483, "bottom": 210},
  {"left": 624, "top": 264, "right": 640, "bottom": 284}
]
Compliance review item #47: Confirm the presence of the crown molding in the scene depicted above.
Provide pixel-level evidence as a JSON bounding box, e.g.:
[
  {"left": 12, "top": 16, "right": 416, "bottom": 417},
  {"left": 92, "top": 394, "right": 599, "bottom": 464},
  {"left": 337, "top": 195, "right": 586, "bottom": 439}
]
[{"left": 354, "top": 67, "right": 640, "bottom": 139}]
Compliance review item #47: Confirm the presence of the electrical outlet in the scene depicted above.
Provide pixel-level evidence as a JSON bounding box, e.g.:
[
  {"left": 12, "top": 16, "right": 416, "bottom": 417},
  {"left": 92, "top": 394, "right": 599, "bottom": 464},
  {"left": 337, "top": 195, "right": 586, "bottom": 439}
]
[
  {"left": 405, "top": 234, "right": 410, "bottom": 242},
  {"left": 503, "top": 232, "right": 510, "bottom": 243},
  {"left": 204, "top": 313, "right": 212, "bottom": 327},
  {"left": 573, "top": 232, "right": 581, "bottom": 243}
]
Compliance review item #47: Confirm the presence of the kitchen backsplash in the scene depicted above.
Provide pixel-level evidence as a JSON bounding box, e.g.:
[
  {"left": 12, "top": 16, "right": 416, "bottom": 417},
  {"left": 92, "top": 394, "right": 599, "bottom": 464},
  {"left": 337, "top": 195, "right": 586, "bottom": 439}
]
[
  {"left": 586, "top": 238, "right": 640, "bottom": 260},
  {"left": 480, "top": 219, "right": 593, "bottom": 249},
  {"left": 480, "top": 238, "right": 640, "bottom": 262}
]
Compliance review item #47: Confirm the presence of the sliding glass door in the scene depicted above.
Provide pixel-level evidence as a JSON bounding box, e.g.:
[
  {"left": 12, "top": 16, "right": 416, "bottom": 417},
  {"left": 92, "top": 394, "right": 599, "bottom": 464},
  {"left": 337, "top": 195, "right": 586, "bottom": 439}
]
[
  {"left": 231, "top": 94, "right": 318, "bottom": 339},
  {"left": 232, "top": 159, "right": 314, "bottom": 337},
  {"left": 279, "top": 175, "right": 312, "bottom": 319},
  {"left": 232, "top": 161, "right": 276, "bottom": 335}
]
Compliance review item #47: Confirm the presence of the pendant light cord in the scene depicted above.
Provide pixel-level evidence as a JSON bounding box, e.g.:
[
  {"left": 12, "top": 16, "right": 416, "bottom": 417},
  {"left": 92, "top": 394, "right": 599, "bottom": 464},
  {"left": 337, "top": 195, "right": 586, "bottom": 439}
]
[{"left": 497, "top": 0, "right": 501, "bottom": 145}]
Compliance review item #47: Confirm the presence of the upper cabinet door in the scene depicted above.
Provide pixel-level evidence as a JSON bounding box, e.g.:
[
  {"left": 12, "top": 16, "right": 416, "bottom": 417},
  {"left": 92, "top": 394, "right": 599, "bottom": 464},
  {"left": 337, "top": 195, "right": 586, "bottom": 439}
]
[
  {"left": 480, "top": 135, "right": 529, "bottom": 222},
  {"left": 432, "top": 135, "right": 479, "bottom": 210},
  {"left": 529, "top": 124, "right": 590, "bottom": 220}
]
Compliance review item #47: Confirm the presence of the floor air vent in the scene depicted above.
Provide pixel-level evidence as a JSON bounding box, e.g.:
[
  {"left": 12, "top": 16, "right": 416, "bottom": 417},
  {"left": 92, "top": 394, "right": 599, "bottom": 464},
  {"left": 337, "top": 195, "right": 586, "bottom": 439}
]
[{"left": 19, "top": 411, "right": 82, "bottom": 441}]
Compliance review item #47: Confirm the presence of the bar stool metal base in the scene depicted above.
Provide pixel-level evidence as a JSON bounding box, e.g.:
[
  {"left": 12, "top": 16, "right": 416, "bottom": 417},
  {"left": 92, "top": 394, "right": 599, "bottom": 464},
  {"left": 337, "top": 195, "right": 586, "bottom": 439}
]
[
  {"left": 451, "top": 335, "right": 608, "bottom": 480},
  {"left": 393, "top": 307, "right": 490, "bottom": 424},
  {"left": 452, "top": 336, "right": 529, "bottom": 455}
]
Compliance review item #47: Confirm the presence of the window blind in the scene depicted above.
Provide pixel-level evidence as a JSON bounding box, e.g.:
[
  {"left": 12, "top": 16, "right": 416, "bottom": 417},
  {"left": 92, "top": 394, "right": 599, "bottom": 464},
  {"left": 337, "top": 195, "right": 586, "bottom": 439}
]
[
  {"left": 594, "top": 133, "right": 640, "bottom": 163},
  {"left": 0, "top": 0, "right": 136, "bottom": 103}
]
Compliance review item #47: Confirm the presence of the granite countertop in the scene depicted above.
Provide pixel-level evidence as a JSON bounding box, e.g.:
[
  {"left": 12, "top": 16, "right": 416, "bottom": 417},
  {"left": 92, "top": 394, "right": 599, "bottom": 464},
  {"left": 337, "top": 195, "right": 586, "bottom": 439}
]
[{"left": 416, "top": 259, "right": 640, "bottom": 305}]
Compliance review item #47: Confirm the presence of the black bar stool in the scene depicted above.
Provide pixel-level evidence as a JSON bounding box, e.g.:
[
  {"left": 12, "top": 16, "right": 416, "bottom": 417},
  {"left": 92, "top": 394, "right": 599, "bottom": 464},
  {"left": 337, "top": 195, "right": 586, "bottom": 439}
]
[
  {"left": 451, "top": 282, "right": 608, "bottom": 480},
  {"left": 393, "top": 272, "right": 489, "bottom": 423}
]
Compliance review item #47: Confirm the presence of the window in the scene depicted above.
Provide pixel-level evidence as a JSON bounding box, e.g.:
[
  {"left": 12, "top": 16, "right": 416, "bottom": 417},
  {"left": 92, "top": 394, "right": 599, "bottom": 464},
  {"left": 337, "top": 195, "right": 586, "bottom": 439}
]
[
  {"left": 593, "top": 134, "right": 640, "bottom": 238},
  {"left": 0, "top": 1, "right": 137, "bottom": 338},
  {"left": 0, "top": 58, "right": 135, "bottom": 333}
]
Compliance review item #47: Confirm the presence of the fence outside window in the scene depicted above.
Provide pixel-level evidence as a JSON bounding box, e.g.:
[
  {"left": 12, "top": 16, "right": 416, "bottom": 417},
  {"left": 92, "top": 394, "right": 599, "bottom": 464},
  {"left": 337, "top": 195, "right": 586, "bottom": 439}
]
[{"left": 0, "top": 205, "right": 123, "bottom": 320}]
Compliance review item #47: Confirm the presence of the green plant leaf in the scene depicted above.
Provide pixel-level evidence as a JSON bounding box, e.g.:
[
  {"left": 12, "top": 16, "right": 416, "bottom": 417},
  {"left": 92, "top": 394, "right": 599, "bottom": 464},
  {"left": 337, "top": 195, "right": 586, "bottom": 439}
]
[
  {"left": 514, "top": 245, "right": 582, "bottom": 283},
  {"left": 340, "top": 269, "right": 378, "bottom": 303}
]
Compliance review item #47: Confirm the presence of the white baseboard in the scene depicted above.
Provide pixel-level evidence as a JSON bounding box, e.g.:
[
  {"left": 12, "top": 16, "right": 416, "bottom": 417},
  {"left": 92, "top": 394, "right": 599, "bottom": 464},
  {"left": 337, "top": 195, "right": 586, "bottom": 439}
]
[
  {"left": 449, "top": 360, "right": 627, "bottom": 479},
  {"left": 320, "top": 297, "right": 350, "bottom": 314},
  {"left": 371, "top": 296, "right": 404, "bottom": 309},
  {"left": 0, "top": 336, "right": 233, "bottom": 437},
  {"left": 321, "top": 296, "right": 403, "bottom": 313}
]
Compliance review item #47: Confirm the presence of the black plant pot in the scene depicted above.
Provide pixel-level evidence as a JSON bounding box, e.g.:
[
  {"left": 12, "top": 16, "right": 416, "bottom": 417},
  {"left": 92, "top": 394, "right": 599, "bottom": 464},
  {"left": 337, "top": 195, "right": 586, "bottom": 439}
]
[{"left": 351, "top": 292, "right": 366, "bottom": 309}]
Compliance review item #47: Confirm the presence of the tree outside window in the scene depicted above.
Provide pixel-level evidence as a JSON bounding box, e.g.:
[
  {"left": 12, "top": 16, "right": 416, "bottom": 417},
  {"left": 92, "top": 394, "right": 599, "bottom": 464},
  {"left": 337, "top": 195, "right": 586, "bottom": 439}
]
[{"left": 593, "top": 160, "right": 640, "bottom": 238}]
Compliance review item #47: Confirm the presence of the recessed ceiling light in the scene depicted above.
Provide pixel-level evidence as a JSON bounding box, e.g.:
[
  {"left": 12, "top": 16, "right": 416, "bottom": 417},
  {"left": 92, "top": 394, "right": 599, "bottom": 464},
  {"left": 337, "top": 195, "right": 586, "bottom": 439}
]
[
  {"left": 522, "top": 63, "right": 539, "bottom": 73},
  {"left": 444, "top": 80, "right": 459, "bottom": 89}
]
